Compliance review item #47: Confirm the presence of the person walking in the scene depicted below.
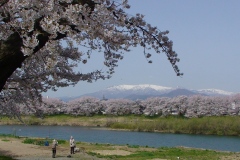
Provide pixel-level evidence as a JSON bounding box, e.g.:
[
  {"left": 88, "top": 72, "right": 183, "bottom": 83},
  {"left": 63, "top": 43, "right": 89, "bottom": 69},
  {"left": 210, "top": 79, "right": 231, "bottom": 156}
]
[
  {"left": 52, "top": 139, "right": 58, "bottom": 158},
  {"left": 69, "top": 136, "right": 75, "bottom": 154}
]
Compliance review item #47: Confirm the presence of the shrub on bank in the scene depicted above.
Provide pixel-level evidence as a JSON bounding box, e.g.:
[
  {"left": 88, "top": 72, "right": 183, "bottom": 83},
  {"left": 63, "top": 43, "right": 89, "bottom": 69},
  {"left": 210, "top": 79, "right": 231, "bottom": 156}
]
[
  {"left": 23, "top": 138, "right": 66, "bottom": 146},
  {"left": 109, "top": 116, "right": 240, "bottom": 136},
  {"left": 23, "top": 138, "right": 43, "bottom": 145}
]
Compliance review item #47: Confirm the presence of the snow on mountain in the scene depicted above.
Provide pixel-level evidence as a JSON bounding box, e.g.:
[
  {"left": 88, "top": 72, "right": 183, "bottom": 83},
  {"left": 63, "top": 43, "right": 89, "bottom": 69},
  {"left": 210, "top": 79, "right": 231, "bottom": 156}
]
[
  {"left": 197, "top": 89, "right": 234, "bottom": 96},
  {"left": 107, "top": 84, "right": 173, "bottom": 92},
  {"left": 58, "top": 84, "right": 236, "bottom": 101},
  {"left": 79, "top": 84, "right": 174, "bottom": 100},
  {"left": 94, "top": 85, "right": 235, "bottom": 99}
]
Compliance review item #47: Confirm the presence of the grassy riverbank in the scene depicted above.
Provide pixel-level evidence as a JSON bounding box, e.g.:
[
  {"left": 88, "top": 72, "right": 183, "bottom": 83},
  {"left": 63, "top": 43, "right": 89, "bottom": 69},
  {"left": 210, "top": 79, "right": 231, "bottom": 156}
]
[
  {"left": 1, "top": 114, "right": 240, "bottom": 136},
  {"left": 0, "top": 135, "right": 240, "bottom": 160}
]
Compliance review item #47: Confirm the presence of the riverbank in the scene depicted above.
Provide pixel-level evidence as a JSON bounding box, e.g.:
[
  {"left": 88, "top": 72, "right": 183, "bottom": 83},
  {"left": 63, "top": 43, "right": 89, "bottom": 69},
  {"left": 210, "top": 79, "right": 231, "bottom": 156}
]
[
  {"left": 1, "top": 136, "right": 240, "bottom": 160},
  {"left": 1, "top": 115, "right": 240, "bottom": 136},
  {"left": 0, "top": 137, "right": 104, "bottom": 160}
]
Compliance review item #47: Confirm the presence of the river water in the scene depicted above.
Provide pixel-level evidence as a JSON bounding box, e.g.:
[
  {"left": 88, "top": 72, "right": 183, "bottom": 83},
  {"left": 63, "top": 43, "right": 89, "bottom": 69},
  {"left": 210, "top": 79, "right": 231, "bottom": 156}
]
[{"left": 1, "top": 125, "right": 240, "bottom": 152}]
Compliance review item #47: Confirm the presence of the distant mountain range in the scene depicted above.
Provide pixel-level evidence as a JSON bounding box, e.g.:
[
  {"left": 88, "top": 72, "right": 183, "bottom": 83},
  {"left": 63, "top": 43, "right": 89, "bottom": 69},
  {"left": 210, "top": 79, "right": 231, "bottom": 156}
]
[{"left": 58, "top": 84, "right": 236, "bottom": 102}]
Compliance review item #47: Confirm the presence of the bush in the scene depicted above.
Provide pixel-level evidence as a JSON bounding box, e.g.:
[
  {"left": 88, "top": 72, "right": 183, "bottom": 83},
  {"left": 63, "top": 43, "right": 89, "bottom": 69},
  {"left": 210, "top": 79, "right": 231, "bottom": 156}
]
[
  {"left": 127, "top": 144, "right": 140, "bottom": 148},
  {"left": 23, "top": 138, "right": 66, "bottom": 146},
  {"left": 57, "top": 139, "right": 66, "bottom": 144},
  {"left": 23, "top": 138, "right": 35, "bottom": 144},
  {"left": 23, "top": 138, "right": 45, "bottom": 146}
]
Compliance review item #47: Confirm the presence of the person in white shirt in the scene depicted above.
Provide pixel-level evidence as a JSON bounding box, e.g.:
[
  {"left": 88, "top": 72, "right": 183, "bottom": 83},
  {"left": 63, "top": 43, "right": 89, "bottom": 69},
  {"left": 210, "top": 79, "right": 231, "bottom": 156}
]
[
  {"left": 69, "top": 136, "right": 75, "bottom": 154},
  {"left": 52, "top": 139, "right": 58, "bottom": 158}
]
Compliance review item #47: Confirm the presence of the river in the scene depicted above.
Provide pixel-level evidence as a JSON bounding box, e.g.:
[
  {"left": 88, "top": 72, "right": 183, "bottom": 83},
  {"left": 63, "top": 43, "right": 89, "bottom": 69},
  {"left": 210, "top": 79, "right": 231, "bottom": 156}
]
[{"left": 1, "top": 125, "right": 240, "bottom": 152}]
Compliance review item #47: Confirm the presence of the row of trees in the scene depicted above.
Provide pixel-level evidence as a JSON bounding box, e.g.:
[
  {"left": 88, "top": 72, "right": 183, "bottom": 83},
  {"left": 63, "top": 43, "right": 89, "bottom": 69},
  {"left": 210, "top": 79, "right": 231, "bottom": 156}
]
[{"left": 17, "top": 94, "right": 240, "bottom": 118}]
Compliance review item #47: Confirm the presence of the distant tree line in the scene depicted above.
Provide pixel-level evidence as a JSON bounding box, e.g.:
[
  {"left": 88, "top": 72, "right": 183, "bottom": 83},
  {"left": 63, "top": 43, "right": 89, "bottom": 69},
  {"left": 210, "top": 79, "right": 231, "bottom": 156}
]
[{"left": 13, "top": 94, "right": 240, "bottom": 118}]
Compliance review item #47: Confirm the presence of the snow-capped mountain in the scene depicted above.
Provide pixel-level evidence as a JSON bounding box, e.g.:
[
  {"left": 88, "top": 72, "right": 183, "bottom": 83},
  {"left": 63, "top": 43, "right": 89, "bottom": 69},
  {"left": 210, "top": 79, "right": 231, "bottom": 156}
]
[
  {"left": 196, "top": 89, "right": 234, "bottom": 96},
  {"left": 82, "top": 84, "right": 174, "bottom": 100},
  {"left": 104, "top": 85, "right": 234, "bottom": 97},
  {"left": 107, "top": 84, "right": 173, "bottom": 92},
  {"left": 59, "top": 84, "right": 236, "bottom": 101}
]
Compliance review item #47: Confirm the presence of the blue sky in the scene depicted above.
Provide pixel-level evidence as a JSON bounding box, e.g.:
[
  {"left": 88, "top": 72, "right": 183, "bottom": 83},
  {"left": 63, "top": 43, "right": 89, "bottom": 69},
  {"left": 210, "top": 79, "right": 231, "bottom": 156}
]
[{"left": 44, "top": 0, "right": 240, "bottom": 97}]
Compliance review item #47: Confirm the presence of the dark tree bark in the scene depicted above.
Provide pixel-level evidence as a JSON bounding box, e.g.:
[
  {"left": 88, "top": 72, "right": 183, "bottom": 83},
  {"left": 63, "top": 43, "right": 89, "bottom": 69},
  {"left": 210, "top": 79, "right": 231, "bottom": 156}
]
[
  {"left": 0, "top": 0, "right": 96, "bottom": 92},
  {"left": 0, "top": 33, "right": 26, "bottom": 91}
]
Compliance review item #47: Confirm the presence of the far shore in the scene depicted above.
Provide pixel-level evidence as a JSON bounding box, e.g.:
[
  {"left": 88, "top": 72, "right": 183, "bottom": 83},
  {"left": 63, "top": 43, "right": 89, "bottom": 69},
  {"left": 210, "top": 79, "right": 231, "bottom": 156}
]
[{"left": 1, "top": 115, "right": 240, "bottom": 136}]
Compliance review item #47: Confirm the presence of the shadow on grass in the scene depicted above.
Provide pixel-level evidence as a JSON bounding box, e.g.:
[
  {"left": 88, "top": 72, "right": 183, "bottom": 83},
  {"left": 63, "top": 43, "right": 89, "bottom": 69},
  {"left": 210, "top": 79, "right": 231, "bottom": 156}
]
[{"left": 0, "top": 149, "right": 16, "bottom": 160}]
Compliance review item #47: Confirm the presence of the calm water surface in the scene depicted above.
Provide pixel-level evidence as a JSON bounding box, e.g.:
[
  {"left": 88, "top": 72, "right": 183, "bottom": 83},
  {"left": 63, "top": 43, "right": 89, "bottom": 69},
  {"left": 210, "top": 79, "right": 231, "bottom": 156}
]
[{"left": 1, "top": 125, "right": 240, "bottom": 152}]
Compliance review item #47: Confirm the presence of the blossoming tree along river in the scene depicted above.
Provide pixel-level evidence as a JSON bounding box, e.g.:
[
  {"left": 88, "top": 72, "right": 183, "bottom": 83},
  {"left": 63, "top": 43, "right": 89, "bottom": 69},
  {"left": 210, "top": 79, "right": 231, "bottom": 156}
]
[{"left": 0, "top": 0, "right": 182, "bottom": 117}]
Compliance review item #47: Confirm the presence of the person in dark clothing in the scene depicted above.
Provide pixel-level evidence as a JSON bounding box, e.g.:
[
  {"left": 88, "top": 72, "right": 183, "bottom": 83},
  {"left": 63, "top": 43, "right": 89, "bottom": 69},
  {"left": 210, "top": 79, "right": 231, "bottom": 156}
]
[{"left": 44, "top": 139, "right": 49, "bottom": 146}]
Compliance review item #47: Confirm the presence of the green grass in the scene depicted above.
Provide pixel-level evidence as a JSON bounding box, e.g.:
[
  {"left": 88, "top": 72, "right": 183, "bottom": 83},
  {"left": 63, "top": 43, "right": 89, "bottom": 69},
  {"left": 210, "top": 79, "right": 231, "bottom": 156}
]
[
  {"left": 2, "top": 115, "right": 240, "bottom": 136},
  {"left": 2, "top": 139, "right": 10, "bottom": 142},
  {"left": 88, "top": 146, "right": 232, "bottom": 160},
  {"left": 0, "top": 155, "right": 16, "bottom": 160}
]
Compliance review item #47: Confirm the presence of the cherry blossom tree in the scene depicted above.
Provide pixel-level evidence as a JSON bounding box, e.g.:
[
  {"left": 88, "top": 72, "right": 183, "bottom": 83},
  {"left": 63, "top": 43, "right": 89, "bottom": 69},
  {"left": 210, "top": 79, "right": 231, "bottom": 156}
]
[
  {"left": 66, "top": 96, "right": 102, "bottom": 116},
  {"left": 39, "top": 97, "right": 66, "bottom": 115},
  {"left": 0, "top": 0, "right": 182, "bottom": 116},
  {"left": 101, "top": 98, "right": 135, "bottom": 115}
]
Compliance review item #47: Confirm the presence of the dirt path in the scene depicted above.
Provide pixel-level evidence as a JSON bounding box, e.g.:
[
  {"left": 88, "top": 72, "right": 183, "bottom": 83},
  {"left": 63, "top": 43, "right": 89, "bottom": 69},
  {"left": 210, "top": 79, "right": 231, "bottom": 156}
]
[
  {"left": 0, "top": 138, "right": 106, "bottom": 160},
  {"left": 0, "top": 138, "right": 135, "bottom": 160}
]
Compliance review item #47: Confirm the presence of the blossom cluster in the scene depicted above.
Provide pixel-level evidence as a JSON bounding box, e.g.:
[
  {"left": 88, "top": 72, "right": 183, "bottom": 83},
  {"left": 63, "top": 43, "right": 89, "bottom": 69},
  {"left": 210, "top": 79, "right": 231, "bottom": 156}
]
[{"left": 1, "top": 0, "right": 182, "bottom": 117}]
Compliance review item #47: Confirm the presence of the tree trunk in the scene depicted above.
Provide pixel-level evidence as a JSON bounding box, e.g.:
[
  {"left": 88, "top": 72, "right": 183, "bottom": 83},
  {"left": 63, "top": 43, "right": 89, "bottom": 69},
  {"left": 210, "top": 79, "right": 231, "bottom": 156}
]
[
  {"left": 0, "top": 33, "right": 26, "bottom": 91},
  {"left": 0, "top": 0, "right": 96, "bottom": 92}
]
